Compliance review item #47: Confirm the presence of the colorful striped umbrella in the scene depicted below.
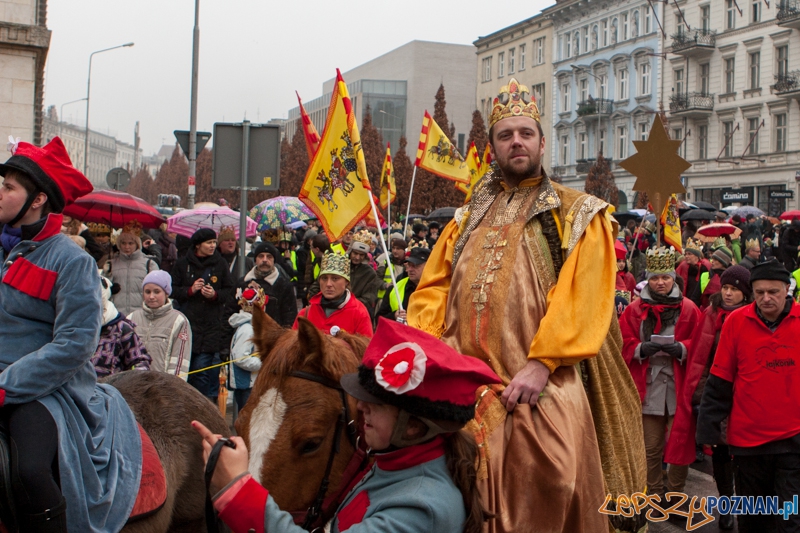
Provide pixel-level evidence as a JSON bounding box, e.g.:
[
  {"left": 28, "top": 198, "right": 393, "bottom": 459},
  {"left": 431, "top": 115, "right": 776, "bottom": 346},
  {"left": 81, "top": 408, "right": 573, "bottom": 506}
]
[
  {"left": 62, "top": 189, "right": 165, "bottom": 229},
  {"left": 166, "top": 207, "right": 257, "bottom": 239},
  {"left": 249, "top": 196, "right": 315, "bottom": 232}
]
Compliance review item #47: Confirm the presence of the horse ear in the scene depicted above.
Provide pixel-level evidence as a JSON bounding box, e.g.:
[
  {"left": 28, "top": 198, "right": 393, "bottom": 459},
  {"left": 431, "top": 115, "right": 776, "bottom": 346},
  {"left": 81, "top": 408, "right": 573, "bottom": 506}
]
[
  {"left": 251, "top": 304, "right": 284, "bottom": 361},
  {"left": 296, "top": 316, "right": 328, "bottom": 372}
]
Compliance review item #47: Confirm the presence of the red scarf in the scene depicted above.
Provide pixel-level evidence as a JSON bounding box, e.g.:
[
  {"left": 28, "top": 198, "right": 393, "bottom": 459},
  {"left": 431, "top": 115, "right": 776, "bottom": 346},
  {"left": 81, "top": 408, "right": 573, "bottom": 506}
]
[{"left": 640, "top": 302, "right": 682, "bottom": 334}]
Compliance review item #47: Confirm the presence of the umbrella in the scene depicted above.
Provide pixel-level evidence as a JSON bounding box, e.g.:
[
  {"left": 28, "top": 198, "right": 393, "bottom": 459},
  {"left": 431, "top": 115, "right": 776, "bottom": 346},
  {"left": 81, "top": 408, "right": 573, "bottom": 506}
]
[
  {"left": 691, "top": 200, "right": 719, "bottom": 211},
  {"left": 249, "top": 196, "right": 315, "bottom": 232},
  {"left": 720, "top": 206, "right": 738, "bottom": 214},
  {"left": 613, "top": 211, "right": 645, "bottom": 225},
  {"left": 730, "top": 206, "right": 764, "bottom": 218},
  {"left": 695, "top": 223, "right": 742, "bottom": 240},
  {"left": 63, "top": 190, "right": 165, "bottom": 229},
  {"left": 166, "top": 207, "right": 257, "bottom": 239},
  {"left": 680, "top": 209, "right": 716, "bottom": 222},
  {"left": 426, "top": 207, "right": 457, "bottom": 220},
  {"left": 780, "top": 210, "right": 800, "bottom": 221}
]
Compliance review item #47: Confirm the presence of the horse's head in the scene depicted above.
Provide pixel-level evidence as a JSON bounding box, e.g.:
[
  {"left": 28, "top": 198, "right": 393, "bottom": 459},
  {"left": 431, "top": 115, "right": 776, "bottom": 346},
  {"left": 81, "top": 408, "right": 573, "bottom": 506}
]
[{"left": 236, "top": 307, "right": 367, "bottom": 523}]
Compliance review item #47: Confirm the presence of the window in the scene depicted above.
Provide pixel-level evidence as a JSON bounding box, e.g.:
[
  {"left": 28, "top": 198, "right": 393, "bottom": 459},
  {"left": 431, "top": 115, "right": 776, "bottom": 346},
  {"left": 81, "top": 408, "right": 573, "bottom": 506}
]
[
  {"left": 561, "top": 82, "right": 571, "bottom": 112},
  {"left": 701, "top": 5, "right": 711, "bottom": 31},
  {"left": 579, "top": 132, "right": 587, "bottom": 159},
  {"left": 531, "top": 83, "right": 545, "bottom": 113},
  {"left": 725, "top": 57, "right": 736, "bottom": 93},
  {"left": 498, "top": 52, "right": 505, "bottom": 77},
  {"left": 584, "top": 27, "right": 589, "bottom": 53},
  {"left": 574, "top": 32, "right": 581, "bottom": 56},
  {"left": 519, "top": 44, "right": 526, "bottom": 71},
  {"left": 723, "top": 121, "right": 734, "bottom": 157},
  {"left": 645, "top": 6, "right": 652, "bottom": 34},
  {"left": 580, "top": 78, "right": 588, "bottom": 102},
  {"left": 617, "top": 126, "right": 628, "bottom": 159},
  {"left": 752, "top": 0, "right": 761, "bottom": 23},
  {"left": 676, "top": 14, "right": 686, "bottom": 36},
  {"left": 727, "top": 0, "right": 736, "bottom": 30},
  {"left": 698, "top": 125, "right": 708, "bottom": 159},
  {"left": 482, "top": 57, "right": 492, "bottom": 82},
  {"left": 639, "top": 122, "right": 649, "bottom": 140},
  {"left": 639, "top": 62, "right": 651, "bottom": 96},
  {"left": 777, "top": 45, "right": 789, "bottom": 78},
  {"left": 599, "top": 127, "right": 606, "bottom": 156},
  {"left": 618, "top": 69, "right": 628, "bottom": 100},
  {"left": 775, "top": 114, "right": 787, "bottom": 152},
  {"left": 674, "top": 68, "right": 684, "bottom": 95},
  {"left": 561, "top": 135, "right": 570, "bottom": 165},
  {"left": 622, "top": 13, "right": 629, "bottom": 40},
  {"left": 672, "top": 128, "right": 684, "bottom": 157},
  {"left": 602, "top": 20, "right": 609, "bottom": 47},
  {"left": 534, "top": 38, "right": 545, "bottom": 65},
  {"left": 564, "top": 34, "right": 571, "bottom": 59},
  {"left": 700, "top": 63, "right": 710, "bottom": 94},
  {"left": 509, "top": 48, "right": 516, "bottom": 74},
  {"left": 748, "top": 117, "right": 760, "bottom": 154},
  {"left": 749, "top": 51, "right": 760, "bottom": 89}
]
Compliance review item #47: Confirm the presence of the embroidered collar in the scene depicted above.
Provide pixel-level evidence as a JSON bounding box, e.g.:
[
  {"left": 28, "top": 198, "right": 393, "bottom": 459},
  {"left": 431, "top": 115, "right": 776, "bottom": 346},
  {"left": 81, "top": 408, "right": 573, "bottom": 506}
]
[
  {"left": 499, "top": 176, "right": 543, "bottom": 192},
  {"left": 374, "top": 436, "right": 446, "bottom": 472}
]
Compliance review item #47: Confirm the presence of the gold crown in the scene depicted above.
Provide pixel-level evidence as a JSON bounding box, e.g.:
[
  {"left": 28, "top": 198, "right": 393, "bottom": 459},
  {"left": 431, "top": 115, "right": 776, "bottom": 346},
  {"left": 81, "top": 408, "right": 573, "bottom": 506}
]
[
  {"left": 391, "top": 222, "right": 403, "bottom": 230},
  {"left": 261, "top": 229, "right": 281, "bottom": 244},
  {"left": 407, "top": 240, "right": 430, "bottom": 252},
  {"left": 237, "top": 285, "right": 267, "bottom": 313},
  {"left": 685, "top": 238, "right": 703, "bottom": 254},
  {"left": 319, "top": 251, "right": 350, "bottom": 281},
  {"left": 87, "top": 222, "right": 112, "bottom": 235},
  {"left": 279, "top": 231, "right": 293, "bottom": 243},
  {"left": 218, "top": 224, "right": 236, "bottom": 241},
  {"left": 745, "top": 237, "right": 760, "bottom": 250},
  {"left": 712, "top": 237, "right": 727, "bottom": 250},
  {"left": 489, "top": 78, "right": 541, "bottom": 128},
  {"left": 122, "top": 220, "right": 143, "bottom": 236},
  {"left": 646, "top": 246, "right": 677, "bottom": 274},
  {"left": 353, "top": 229, "right": 373, "bottom": 247}
]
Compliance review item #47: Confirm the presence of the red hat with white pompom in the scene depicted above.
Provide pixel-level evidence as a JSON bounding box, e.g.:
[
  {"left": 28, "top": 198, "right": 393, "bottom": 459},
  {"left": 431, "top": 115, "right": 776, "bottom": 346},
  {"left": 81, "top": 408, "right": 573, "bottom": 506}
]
[{"left": 340, "top": 318, "right": 501, "bottom": 424}]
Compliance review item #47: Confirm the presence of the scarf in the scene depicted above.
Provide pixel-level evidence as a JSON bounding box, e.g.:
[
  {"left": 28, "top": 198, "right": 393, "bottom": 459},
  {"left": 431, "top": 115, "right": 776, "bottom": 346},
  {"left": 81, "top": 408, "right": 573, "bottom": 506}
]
[
  {"left": 714, "top": 301, "right": 746, "bottom": 331},
  {"left": 640, "top": 287, "right": 683, "bottom": 338},
  {"left": 1, "top": 225, "right": 22, "bottom": 253},
  {"left": 320, "top": 291, "right": 348, "bottom": 311}
]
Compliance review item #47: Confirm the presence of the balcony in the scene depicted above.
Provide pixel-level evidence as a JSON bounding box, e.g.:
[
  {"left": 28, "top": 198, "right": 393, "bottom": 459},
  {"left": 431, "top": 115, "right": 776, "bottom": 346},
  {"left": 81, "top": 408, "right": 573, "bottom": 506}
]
[
  {"left": 576, "top": 98, "right": 613, "bottom": 122},
  {"left": 669, "top": 92, "right": 715, "bottom": 117},
  {"left": 670, "top": 29, "right": 716, "bottom": 58},
  {"left": 772, "top": 71, "right": 800, "bottom": 100},
  {"left": 778, "top": 0, "right": 800, "bottom": 29}
]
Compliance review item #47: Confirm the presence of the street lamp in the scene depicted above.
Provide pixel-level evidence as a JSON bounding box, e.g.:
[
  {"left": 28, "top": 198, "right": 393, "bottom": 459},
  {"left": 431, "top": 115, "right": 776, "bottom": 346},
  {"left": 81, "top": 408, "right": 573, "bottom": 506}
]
[
  {"left": 60, "top": 97, "right": 87, "bottom": 139},
  {"left": 84, "top": 42, "right": 134, "bottom": 178}
]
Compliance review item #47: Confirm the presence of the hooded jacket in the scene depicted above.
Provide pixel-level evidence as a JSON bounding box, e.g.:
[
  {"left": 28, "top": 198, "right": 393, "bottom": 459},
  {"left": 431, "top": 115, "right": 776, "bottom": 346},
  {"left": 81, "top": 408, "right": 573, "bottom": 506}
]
[
  {"left": 106, "top": 248, "right": 159, "bottom": 316},
  {"left": 227, "top": 310, "right": 261, "bottom": 390},
  {"left": 129, "top": 300, "right": 192, "bottom": 379}
]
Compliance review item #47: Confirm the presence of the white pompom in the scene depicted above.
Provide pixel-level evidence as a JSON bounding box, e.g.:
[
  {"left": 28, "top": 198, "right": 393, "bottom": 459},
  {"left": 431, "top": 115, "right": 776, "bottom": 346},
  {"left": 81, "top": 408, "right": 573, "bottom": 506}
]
[{"left": 393, "top": 361, "right": 409, "bottom": 375}]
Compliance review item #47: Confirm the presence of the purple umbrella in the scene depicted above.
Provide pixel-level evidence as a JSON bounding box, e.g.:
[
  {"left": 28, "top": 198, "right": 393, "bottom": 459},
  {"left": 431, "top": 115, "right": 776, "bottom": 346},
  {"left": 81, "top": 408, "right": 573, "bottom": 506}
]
[{"left": 166, "top": 207, "right": 257, "bottom": 239}]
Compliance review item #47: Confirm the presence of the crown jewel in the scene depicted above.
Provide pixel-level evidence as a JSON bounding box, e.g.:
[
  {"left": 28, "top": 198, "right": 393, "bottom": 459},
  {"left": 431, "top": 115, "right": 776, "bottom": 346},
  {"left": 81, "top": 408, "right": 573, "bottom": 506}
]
[
  {"left": 646, "top": 246, "right": 677, "bottom": 275},
  {"left": 489, "top": 78, "right": 541, "bottom": 128},
  {"left": 353, "top": 229, "right": 373, "bottom": 247},
  {"left": 319, "top": 251, "right": 350, "bottom": 281}
]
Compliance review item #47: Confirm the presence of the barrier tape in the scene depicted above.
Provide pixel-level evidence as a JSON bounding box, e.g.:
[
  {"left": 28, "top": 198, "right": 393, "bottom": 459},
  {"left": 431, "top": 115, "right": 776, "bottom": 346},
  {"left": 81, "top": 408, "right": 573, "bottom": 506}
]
[{"left": 178, "top": 353, "right": 260, "bottom": 378}]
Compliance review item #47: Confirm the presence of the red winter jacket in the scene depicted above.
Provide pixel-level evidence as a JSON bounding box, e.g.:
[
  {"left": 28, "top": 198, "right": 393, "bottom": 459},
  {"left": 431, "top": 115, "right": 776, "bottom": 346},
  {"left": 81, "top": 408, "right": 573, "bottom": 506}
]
[
  {"left": 294, "top": 291, "right": 374, "bottom": 338},
  {"left": 620, "top": 296, "right": 703, "bottom": 464}
]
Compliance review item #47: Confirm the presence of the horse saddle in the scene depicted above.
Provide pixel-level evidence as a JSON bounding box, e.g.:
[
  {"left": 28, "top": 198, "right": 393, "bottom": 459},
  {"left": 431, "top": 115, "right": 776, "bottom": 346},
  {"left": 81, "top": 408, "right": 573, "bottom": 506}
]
[{"left": 0, "top": 422, "right": 167, "bottom": 532}]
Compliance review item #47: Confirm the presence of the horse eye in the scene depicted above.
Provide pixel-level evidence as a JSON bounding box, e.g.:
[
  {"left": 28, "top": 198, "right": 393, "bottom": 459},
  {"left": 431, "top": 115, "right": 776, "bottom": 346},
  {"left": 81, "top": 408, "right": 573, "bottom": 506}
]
[{"left": 299, "top": 438, "right": 323, "bottom": 455}]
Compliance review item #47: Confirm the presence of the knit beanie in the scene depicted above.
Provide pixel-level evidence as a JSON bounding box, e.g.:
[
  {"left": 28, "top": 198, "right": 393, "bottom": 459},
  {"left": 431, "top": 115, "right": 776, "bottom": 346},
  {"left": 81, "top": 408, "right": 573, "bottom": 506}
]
[
  {"left": 750, "top": 259, "right": 791, "bottom": 285},
  {"left": 142, "top": 270, "right": 173, "bottom": 296},
  {"left": 719, "top": 265, "right": 751, "bottom": 298},
  {"left": 253, "top": 241, "right": 280, "bottom": 260},
  {"left": 191, "top": 228, "right": 217, "bottom": 248},
  {"left": 711, "top": 247, "right": 733, "bottom": 268}
]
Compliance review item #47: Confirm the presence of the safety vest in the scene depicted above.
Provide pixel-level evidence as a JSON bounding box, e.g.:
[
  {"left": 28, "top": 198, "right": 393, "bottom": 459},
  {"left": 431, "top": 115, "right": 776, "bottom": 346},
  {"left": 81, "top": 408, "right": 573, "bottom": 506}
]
[
  {"left": 289, "top": 250, "right": 298, "bottom": 282},
  {"left": 332, "top": 243, "right": 345, "bottom": 255},
  {"left": 377, "top": 262, "right": 395, "bottom": 299},
  {"left": 793, "top": 269, "right": 800, "bottom": 303},
  {"left": 700, "top": 271, "right": 711, "bottom": 293},
  {"left": 389, "top": 278, "right": 410, "bottom": 313}
]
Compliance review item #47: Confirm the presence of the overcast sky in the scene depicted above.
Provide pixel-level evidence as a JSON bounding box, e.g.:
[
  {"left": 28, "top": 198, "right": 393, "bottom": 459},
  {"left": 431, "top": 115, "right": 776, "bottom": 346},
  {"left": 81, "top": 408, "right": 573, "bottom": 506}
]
[{"left": 45, "top": 1, "right": 552, "bottom": 156}]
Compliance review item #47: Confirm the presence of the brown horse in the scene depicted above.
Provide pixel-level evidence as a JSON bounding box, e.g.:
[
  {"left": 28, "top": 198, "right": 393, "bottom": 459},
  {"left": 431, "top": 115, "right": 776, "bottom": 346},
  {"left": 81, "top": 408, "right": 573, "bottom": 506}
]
[{"left": 234, "top": 307, "right": 368, "bottom": 528}]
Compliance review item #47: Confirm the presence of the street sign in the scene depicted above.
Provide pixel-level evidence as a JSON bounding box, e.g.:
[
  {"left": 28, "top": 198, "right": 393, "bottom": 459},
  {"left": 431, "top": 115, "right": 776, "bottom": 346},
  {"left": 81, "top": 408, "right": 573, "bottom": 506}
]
[
  {"left": 212, "top": 122, "right": 280, "bottom": 190},
  {"left": 770, "top": 190, "right": 794, "bottom": 199},
  {"left": 106, "top": 167, "right": 131, "bottom": 190},
  {"left": 174, "top": 130, "right": 212, "bottom": 159}
]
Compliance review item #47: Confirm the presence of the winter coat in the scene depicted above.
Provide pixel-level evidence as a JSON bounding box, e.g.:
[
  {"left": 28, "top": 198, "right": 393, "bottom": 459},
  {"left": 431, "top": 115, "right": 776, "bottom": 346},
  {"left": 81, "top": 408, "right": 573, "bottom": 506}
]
[
  {"left": 129, "top": 300, "right": 191, "bottom": 379},
  {"left": 238, "top": 267, "right": 298, "bottom": 328},
  {"left": 227, "top": 311, "right": 261, "bottom": 390},
  {"left": 295, "top": 291, "right": 373, "bottom": 338},
  {"left": 780, "top": 226, "right": 800, "bottom": 271},
  {"left": 215, "top": 436, "right": 465, "bottom": 533},
  {"left": 171, "top": 250, "right": 236, "bottom": 353},
  {"left": 105, "top": 249, "right": 159, "bottom": 316},
  {"left": 349, "top": 262, "right": 381, "bottom": 315},
  {"left": 620, "top": 295, "right": 703, "bottom": 464},
  {"left": 221, "top": 250, "right": 255, "bottom": 279},
  {"left": 0, "top": 214, "right": 140, "bottom": 532},
  {"left": 91, "top": 313, "right": 151, "bottom": 377}
]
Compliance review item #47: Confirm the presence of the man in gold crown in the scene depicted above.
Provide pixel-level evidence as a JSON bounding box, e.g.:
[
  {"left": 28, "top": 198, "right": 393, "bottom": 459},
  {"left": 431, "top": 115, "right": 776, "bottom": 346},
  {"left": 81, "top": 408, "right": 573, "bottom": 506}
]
[
  {"left": 408, "top": 78, "right": 645, "bottom": 532},
  {"left": 347, "top": 229, "right": 381, "bottom": 315},
  {"left": 739, "top": 237, "right": 762, "bottom": 271}
]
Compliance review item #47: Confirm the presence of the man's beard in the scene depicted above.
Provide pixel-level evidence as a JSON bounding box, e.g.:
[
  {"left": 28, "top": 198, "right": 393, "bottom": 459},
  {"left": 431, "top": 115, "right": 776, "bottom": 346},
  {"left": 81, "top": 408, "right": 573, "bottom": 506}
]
[
  {"left": 255, "top": 264, "right": 275, "bottom": 279},
  {"left": 496, "top": 153, "right": 541, "bottom": 182}
]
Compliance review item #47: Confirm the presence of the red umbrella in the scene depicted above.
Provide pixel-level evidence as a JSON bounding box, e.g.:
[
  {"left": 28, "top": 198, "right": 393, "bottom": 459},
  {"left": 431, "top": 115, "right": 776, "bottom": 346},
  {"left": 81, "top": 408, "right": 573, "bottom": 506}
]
[
  {"left": 63, "top": 190, "right": 165, "bottom": 229},
  {"left": 694, "top": 223, "right": 742, "bottom": 243},
  {"left": 780, "top": 210, "right": 800, "bottom": 221}
]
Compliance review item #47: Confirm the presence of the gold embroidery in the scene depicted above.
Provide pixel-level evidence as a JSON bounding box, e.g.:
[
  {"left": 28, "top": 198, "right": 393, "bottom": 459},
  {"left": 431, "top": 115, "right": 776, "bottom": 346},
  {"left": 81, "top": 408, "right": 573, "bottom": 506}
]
[
  {"left": 566, "top": 195, "right": 608, "bottom": 256},
  {"left": 524, "top": 219, "right": 558, "bottom": 292}
]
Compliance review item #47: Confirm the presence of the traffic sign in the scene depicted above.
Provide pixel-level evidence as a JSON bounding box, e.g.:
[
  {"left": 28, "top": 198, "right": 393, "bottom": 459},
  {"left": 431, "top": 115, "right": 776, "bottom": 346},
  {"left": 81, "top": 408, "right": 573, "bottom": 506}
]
[
  {"left": 106, "top": 167, "right": 131, "bottom": 190},
  {"left": 174, "top": 130, "right": 212, "bottom": 159},
  {"left": 212, "top": 122, "right": 280, "bottom": 190}
]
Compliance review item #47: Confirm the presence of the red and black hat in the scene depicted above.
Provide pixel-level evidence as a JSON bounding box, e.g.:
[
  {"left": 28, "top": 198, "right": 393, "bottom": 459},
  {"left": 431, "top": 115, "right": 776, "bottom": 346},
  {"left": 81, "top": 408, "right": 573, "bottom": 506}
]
[
  {"left": 340, "top": 318, "right": 501, "bottom": 424},
  {"left": 1, "top": 137, "right": 92, "bottom": 214}
]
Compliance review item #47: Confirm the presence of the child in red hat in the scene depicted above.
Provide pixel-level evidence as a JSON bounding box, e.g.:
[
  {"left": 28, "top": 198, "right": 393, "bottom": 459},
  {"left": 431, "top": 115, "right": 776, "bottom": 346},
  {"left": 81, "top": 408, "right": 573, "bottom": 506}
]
[
  {"left": 1, "top": 138, "right": 143, "bottom": 532},
  {"left": 193, "top": 318, "right": 502, "bottom": 533}
]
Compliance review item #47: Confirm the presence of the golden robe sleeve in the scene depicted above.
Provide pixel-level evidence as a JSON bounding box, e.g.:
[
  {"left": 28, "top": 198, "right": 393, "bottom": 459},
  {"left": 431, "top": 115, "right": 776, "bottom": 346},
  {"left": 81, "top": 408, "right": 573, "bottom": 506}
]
[
  {"left": 531, "top": 211, "right": 616, "bottom": 373},
  {"left": 407, "top": 219, "right": 460, "bottom": 338}
]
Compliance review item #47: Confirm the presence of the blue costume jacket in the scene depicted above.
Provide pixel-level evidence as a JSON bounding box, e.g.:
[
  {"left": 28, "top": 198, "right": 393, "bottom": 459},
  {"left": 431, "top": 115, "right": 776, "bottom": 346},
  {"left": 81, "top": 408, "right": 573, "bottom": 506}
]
[{"left": 0, "top": 214, "right": 141, "bottom": 532}]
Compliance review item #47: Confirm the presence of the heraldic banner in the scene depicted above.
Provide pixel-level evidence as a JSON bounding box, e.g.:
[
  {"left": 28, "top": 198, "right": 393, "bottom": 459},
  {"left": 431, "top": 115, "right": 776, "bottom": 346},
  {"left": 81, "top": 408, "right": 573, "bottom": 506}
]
[
  {"left": 379, "top": 143, "right": 395, "bottom": 210},
  {"left": 414, "top": 111, "right": 470, "bottom": 184},
  {"left": 299, "top": 69, "right": 372, "bottom": 241},
  {"left": 660, "top": 194, "right": 682, "bottom": 252},
  {"left": 296, "top": 91, "right": 320, "bottom": 161}
]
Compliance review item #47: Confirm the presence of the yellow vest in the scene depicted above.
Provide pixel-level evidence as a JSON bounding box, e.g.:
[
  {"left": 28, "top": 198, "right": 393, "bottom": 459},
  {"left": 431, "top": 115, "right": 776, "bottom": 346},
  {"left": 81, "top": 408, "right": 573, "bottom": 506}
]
[{"left": 389, "top": 277, "right": 410, "bottom": 313}]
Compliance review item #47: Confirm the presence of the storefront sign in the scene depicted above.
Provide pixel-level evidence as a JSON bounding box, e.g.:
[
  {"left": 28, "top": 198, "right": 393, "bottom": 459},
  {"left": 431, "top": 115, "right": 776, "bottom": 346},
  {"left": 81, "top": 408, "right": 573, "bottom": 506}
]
[
  {"left": 720, "top": 187, "right": 753, "bottom": 203},
  {"left": 770, "top": 190, "right": 794, "bottom": 199}
]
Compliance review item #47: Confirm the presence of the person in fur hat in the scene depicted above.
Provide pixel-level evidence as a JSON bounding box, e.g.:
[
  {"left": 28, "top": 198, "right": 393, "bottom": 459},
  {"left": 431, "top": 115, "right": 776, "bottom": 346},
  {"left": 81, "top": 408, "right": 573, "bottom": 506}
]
[{"left": 0, "top": 137, "right": 143, "bottom": 531}]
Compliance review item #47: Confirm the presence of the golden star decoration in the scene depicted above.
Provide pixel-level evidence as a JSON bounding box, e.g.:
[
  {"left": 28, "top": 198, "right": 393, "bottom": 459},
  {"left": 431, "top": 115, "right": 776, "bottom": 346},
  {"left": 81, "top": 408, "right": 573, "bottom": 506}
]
[{"left": 618, "top": 114, "right": 690, "bottom": 218}]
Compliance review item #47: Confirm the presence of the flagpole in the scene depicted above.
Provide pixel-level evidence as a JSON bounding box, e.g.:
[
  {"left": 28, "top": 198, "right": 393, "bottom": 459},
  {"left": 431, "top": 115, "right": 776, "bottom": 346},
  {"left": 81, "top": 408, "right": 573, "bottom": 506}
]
[
  {"left": 403, "top": 166, "right": 418, "bottom": 236},
  {"left": 368, "top": 192, "right": 404, "bottom": 312}
]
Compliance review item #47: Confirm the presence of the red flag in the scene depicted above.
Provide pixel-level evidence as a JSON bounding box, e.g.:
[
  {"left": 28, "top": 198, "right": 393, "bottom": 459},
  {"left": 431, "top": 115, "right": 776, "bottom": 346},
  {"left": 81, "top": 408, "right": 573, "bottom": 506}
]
[{"left": 296, "top": 91, "right": 321, "bottom": 161}]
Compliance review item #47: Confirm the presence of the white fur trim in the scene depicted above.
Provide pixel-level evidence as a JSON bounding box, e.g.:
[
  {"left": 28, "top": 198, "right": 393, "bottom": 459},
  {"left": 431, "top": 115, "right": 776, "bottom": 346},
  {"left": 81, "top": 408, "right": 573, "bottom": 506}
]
[{"left": 247, "top": 388, "right": 287, "bottom": 485}]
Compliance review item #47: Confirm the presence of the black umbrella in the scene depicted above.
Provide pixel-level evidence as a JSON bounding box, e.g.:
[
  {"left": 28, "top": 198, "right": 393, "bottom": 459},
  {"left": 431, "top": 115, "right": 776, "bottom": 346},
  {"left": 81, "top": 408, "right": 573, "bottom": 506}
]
[
  {"left": 613, "top": 211, "right": 644, "bottom": 226},
  {"left": 680, "top": 209, "right": 716, "bottom": 222},
  {"left": 690, "top": 200, "right": 719, "bottom": 211},
  {"left": 426, "top": 207, "right": 457, "bottom": 220}
]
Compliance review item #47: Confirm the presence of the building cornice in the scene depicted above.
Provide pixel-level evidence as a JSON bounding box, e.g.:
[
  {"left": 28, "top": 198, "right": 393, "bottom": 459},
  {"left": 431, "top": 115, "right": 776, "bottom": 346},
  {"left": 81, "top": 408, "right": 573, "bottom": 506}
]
[
  {"left": 473, "top": 13, "right": 551, "bottom": 49},
  {"left": 0, "top": 21, "right": 51, "bottom": 51}
]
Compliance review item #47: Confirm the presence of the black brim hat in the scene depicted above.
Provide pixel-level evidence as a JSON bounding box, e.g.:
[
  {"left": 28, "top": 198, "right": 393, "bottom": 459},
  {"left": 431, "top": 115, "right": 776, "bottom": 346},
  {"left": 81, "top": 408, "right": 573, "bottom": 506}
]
[{"left": 340, "top": 373, "right": 384, "bottom": 404}]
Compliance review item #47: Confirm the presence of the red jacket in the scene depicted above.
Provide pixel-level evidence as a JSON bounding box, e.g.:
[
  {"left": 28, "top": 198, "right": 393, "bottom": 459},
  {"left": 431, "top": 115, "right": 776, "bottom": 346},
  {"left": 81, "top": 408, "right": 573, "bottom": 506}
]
[
  {"left": 294, "top": 291, "right": 373, "bottom": 338},
  {"left": 616, "top": 271, "right": 636, "bottom": 294},
  {"left": 620, "top": 297, "right": 703, "bottom": 464},
  {"left": 711, "top": 302, "right": 800, "bottom": 448}
]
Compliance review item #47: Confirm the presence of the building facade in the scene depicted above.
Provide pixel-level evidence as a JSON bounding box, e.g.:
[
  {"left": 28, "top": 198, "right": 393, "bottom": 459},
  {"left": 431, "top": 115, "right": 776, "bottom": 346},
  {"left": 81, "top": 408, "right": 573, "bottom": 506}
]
[
  {"left": 545, "top": 0, "right": 664, "bottom": 210},
  {"left": 474, "top": 14, "right": 554, "bottom": 172},
  {"left": 663, "top": 0, "right": 800, "bottom": 215},
  {"left": 0, "top": 0, "right": 50, "bottom": 145},
  {"left": 286, "top": 40, "right": 477, "bottom": 157}
]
